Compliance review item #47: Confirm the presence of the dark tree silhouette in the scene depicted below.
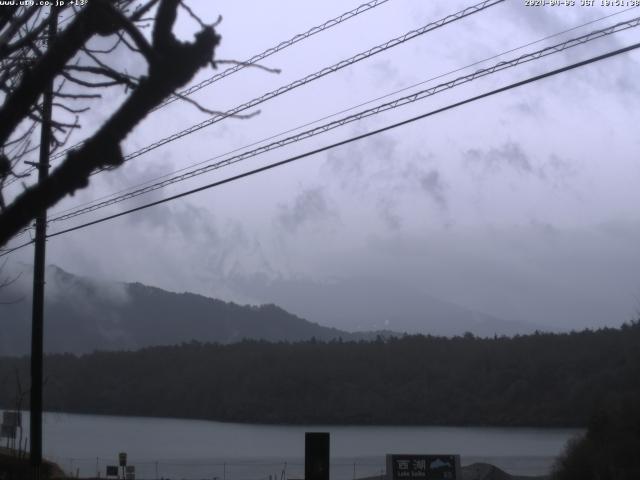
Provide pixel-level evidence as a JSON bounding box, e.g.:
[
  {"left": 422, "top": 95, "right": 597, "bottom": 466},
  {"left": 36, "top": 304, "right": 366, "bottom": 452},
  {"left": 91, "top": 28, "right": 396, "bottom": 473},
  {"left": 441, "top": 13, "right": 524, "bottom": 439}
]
[
  {"left": 552, "top": 400, "right": 640, "bottom": 480},
  {"left": 0, "top": 0, "right": 220, "bottom": 247},
  {"left": 0, "top": 258, "right": 22, "bottom": 305},
  {"left": 2, "top": 323, "right": 639, "bottom": 427}
]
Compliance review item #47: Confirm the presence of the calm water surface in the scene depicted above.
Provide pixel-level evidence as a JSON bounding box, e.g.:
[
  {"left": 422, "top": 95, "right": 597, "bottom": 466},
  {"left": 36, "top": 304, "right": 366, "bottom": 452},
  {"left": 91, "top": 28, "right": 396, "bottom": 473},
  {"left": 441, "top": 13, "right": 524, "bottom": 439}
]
[{"left": 9, "top": 411, "right": 582, "bottom": 479}]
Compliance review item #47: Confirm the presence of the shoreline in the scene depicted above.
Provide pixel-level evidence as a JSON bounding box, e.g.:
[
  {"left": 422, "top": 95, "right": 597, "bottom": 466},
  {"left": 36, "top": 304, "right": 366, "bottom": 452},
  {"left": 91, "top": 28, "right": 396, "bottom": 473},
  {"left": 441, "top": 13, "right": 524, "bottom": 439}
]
[
  {"left": 1, "top": 453, "right": 552, "bottom": 480},
  {"left": 1, "top": 410, "right": 574, "bottom": 478},
  {"left": 2, "top": 407, "right": 587, "bottom": 430}
]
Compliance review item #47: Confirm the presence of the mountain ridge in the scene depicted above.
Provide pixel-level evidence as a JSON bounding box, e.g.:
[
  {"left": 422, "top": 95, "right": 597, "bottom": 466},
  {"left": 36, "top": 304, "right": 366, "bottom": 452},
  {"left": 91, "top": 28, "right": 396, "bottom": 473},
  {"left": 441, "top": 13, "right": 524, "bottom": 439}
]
[
  {"left": 0, "top": 265, "right": 388, "bottom": 356},
  {"left": 0, "top": 264, "right": 552, "bottom": 356}
]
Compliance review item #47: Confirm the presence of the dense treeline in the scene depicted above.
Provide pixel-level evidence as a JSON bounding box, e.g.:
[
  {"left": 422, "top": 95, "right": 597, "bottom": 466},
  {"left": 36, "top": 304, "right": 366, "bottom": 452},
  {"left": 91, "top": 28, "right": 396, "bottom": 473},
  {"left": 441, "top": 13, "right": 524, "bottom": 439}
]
[
  {"left": 552, "top": 399, "right": 640, "bottom": 479},
  {"left": 1, "top": 323, "right": 639, "bottom": 426}
]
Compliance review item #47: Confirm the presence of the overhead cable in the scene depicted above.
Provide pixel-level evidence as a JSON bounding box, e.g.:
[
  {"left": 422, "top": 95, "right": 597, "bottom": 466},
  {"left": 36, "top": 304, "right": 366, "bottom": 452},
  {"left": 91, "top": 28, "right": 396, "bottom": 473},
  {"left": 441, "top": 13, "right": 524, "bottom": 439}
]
[
  {"left": 24, "top": 41, "right": 639, "bottom": 247},
  {"left": 46, "top": 16, "right": 640, "bottom": 224},
  {"left": 3, "top": 40, "right": 638, "bottom": 257},
  {"left": 5, "top": 0, "right": 394, "bottom": 184},
  {"left": 47, "top": 0, "right": 505, "bottom": 168},
  {"left": 49, "top": 6, "right": 638, "bottom": 218},
  {"left": 156, "top": 0, "right": 394, "bottom": 110}
]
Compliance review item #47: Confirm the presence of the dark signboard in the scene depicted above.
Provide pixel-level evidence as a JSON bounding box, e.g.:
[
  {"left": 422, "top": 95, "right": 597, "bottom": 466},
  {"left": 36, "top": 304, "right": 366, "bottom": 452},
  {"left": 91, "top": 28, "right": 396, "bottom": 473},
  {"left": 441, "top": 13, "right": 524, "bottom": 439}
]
[
  {"left": 2, "top": 411, "right": 21, "bottom": 427},
  {"left": 386, "top": 454, "right": 460, "bottom": 480},
  {"left": 106, "top": 465, "right": 119, "bottom": 477},
  {"left": 305, "top": 432, "right": 329, "bottom": 480},
  {"left": 1, "top": 424, "right": 17, "bottom": 439},
  {"left": 119, "top": 452, "right": 128, "bottom": 466}
]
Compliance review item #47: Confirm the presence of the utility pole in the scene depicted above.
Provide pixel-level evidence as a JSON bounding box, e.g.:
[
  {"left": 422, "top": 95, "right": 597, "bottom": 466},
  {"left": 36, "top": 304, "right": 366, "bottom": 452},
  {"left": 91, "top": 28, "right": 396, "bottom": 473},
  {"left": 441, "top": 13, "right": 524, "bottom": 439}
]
[{"left": 30, "top": 6, "right": 57, "bottom": 477}]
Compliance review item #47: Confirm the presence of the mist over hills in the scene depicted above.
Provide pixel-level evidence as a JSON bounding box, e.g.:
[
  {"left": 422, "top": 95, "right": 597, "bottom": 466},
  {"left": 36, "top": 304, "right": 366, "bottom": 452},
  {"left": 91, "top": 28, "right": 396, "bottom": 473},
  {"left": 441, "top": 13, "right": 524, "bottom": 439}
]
[
  {"left": 0, "top": 265, "right": 549, "bottom": 356},
  {"left": 229, "top": 274, "right": 554, "bottom": 336},
  {"left": 0, "top": 266, "right": 360, "bottom": 356}
]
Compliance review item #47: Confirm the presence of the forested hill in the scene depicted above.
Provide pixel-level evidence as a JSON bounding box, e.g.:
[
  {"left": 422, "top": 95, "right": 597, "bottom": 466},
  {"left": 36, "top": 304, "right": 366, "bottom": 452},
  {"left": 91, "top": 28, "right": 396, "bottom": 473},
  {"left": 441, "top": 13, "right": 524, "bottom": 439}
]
[
  {"left": 1, "top": 324, "right": 639, "bottom": 427},
  {"left": 0, "top": 266, "right": 552, "bottom": 357},
  {"left": 0, "top": 266, "right": 378, "bottom": 356}
]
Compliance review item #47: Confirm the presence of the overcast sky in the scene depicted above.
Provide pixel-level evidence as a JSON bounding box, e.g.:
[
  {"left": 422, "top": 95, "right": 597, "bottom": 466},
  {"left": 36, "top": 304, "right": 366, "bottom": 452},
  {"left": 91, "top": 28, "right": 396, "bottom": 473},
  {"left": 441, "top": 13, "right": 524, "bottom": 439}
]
[{"left": 5, "top": 0, "right": 640, "bottom": 333}]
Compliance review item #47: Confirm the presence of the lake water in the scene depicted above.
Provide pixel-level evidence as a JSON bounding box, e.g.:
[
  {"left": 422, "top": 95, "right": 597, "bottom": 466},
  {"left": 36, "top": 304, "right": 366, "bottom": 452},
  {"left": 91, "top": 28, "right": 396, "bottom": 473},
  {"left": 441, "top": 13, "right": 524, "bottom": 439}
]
[{"left": 4, "top": 411, "right": 581, "bottom": 479}]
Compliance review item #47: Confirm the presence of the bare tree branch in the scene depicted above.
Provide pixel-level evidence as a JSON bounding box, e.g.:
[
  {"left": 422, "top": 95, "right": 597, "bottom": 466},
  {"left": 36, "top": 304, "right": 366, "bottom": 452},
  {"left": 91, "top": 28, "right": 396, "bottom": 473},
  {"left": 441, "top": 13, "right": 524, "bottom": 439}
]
[
  {"left": 0, "top": 3, "right": 99, "bottom": 145},
  {"left": 171, "top": 88, "right": 261, "bottom": 118},
  {"left": 215, "top": 59, "right": 282, "bottom": 74},
  {"left": 0, "top": 259, "right": 23, "bottom": 304},
  {"left": 0, "top": 0, "right": 221, "bottom": 246}
]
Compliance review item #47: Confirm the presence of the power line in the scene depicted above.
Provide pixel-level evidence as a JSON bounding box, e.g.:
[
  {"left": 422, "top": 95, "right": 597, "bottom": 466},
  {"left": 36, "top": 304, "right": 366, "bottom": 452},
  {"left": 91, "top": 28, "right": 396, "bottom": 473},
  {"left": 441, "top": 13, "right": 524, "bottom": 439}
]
[
  {"left": 6, "top": 0, "right": 394, "bottom": 184},
  {"left": 22, "top": 41, "right": 637, "bottom": 247},
  {"left": 3, "top": 0, "right": 507, "bottom": 241},
  {"left": 2, "top": 40, "right": 638, "bottom": 258},
  {"left": 48, "top": 6, "right": 638, "bottom": 220},
  {"left": 45, "top": 15, "right": 640, "bottom": 225},
  {"left": 155, "top": 0, "right": 393, "bottom": 111},
  {"left": 48, "top": 0, "right": 505, "bottom": 170},
  {"left": 0, "top": 239, "right": 35, "bottom": 257}
]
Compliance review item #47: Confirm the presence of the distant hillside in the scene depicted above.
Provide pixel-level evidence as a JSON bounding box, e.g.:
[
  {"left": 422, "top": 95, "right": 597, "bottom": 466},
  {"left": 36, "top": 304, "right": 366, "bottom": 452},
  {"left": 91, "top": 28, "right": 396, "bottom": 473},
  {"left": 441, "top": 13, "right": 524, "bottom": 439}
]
[
  {"left": 228, "top": 275, "right": 555, "bottom": 337},
  {"left": 0, "top": 265, "right": 373, "bottom": 356},
  {"left": 0, "top": 264, "right": 553, "bottom": 357},
  {"left": 1, "top": 324, "right": 638, "bottom": 426}
]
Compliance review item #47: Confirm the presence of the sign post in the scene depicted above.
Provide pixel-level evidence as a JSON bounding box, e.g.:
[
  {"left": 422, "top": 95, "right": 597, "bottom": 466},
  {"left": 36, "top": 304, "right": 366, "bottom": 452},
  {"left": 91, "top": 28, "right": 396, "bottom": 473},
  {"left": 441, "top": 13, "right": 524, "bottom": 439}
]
[
  {"left": 1, "top": 411, "right": 22, "bottom": 449},
  {"left": 119, "top": 452, "right": 127, "bottom": 480},
  {"left": 305, "top": 432, "right": 330, "bottom": 480},
  {"left": 2, "top": 411, "right": 22, "bottom": 428}
]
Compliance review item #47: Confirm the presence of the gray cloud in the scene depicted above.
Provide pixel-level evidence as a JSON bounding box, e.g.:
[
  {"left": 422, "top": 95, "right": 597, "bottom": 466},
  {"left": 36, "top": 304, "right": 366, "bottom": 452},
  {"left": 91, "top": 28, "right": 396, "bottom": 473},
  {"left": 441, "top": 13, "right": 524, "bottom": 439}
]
[
  {"left": 276, "top": 187, "right": 337, "bottom": 233},
  {"left": 106, "top": 155, "right": 174, "bottom": 191},
  {"left": 323, "top": 134, "right": 400, "bottom": 217},
  {"left": 509, "top": 95, "right": 545, "bottom": 118},
  {"left": 615, "top": 70, "right": 640, "bottom": 105},
  {"left": 419, "top": 169, "right": 447, "bottom": 209},
  {"left": 400, "top": 160, "right": 449, "bottom": 210},
  {"left": 465, "top": 142, "right": 534, "bottom": 175},
  {"left": 45, "top": 265, "right": 130, "bottom": 310},
  {"left": 124, "top": 201, "right": 219, "bottom": 243},
  {"left": 376, "top": 196, "right": 403, "bottom": 230},
  {"left": 324, "top": 145, "right": 365, "bottom": 188},
  {"left": 463, "top": 142, "right": 579, "bottom": 193},
  {"left": 539, "top": 154, "right": 578, "bottom": 186},
  {"left": 324, "top": 137, "right": 450, "bottom": 227},
  {"left": 368, "top": 60, "right": 401, "bottom": 88}
]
